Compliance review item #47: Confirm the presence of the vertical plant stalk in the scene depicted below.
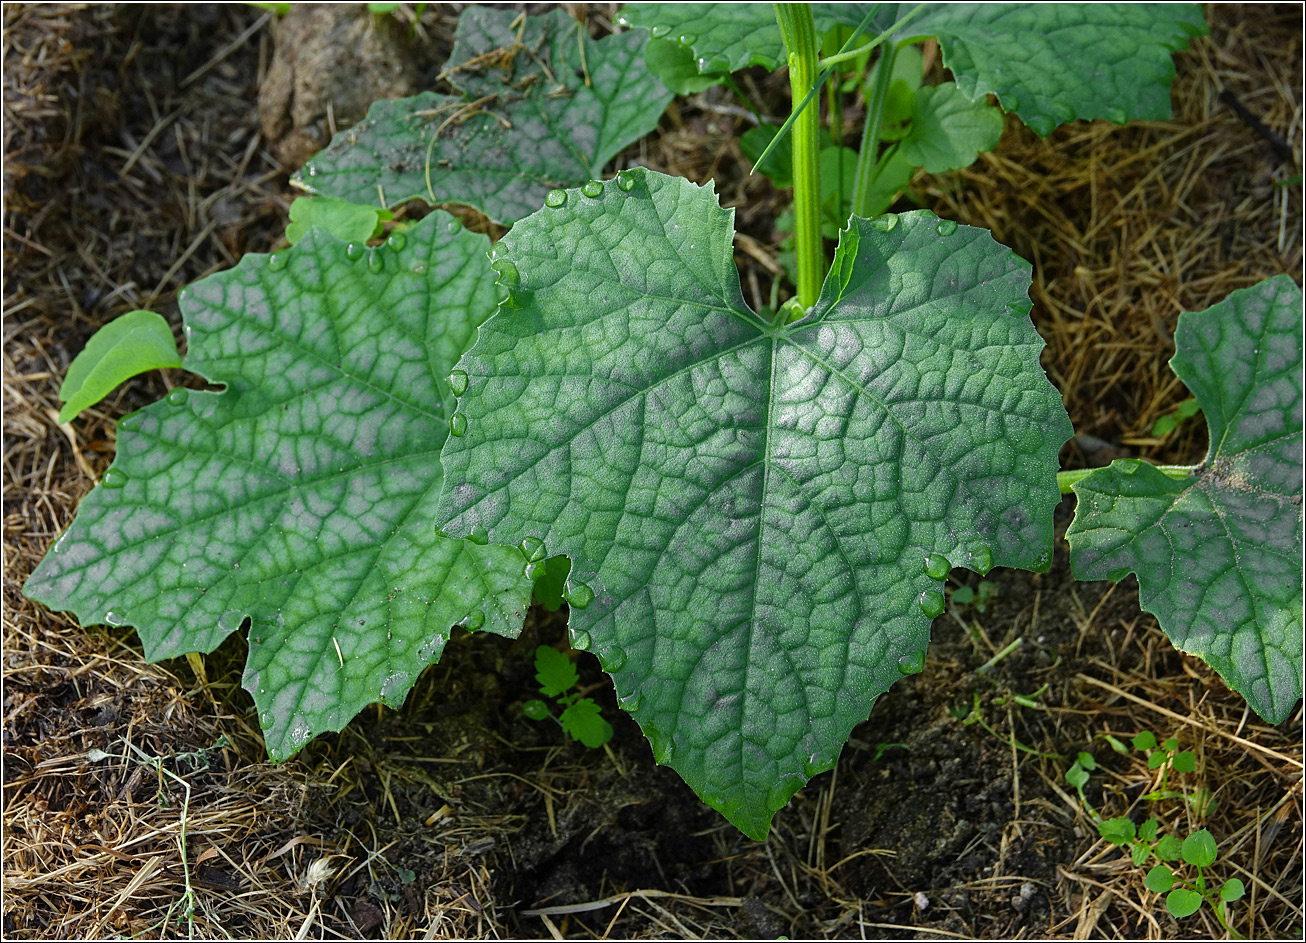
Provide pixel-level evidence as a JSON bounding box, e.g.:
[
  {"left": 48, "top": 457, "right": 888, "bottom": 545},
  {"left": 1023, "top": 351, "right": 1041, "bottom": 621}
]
[
  {"left": 851, "top": 40, "right": 897, "bottom": 217},
  {"left": 775, "top": 3, "right": 823, "bottom": 312}
]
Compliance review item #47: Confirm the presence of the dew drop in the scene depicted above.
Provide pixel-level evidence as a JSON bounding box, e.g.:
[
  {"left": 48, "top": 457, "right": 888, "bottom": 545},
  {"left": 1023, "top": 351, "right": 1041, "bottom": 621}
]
[
  {"left": 345, "top": 243, "right": 365, "bottom": 261},
  {"left": 519, "top": 536, "right": 547, "bottom": 563},
  {"left": 918, "top": 589, "right": 946, "bottom": 618},
  {"left": 650, "top": 24, "right": 671, "bottom": 38},
  {"left": 448, "top": 369, "right": 469, "bottom": 396},
  {"left": 621, "top": 691, "right": 642, "bottom": 713},
  {"left": 545, "top": 189, "right": 568, "bottom": 207},
  {"left": 1026, "top": 114, "right": 1056, "bottom": 138},
  {"left": 218, "top": 609, "right": 244, "bottom": 632},
  {"left": 467, "top": 523, "right": 489, "bottom": 545},
  {"left": 117, "top": 412, "right": 141, "bottom": 432},
  {"left": 305, "top": 162, "right": 318, "bottom": 177},
  {"left": 898, "top": 650, "right": 926, "bottom": 675},
  {"left": 1104, "top": 106, "right": 1128, "bottom": 125},
  {"left": 461, "top": 609, "right": 485, "bottom": 631},
  {"left": 1004, "top": 94, "right": 1021, "bottom": 112},
  {"left": 101, "top": 468, "right": 128, "bottom": 489},
  {"left": 678, "top": 32, "right": 696, "bottom": 44},
  {"left": 803, "top": 754, "right": 831, "bottom": 777},
  {"left": 601, "top": 645, "right": 627, "bottom": 672},
  {"left": 367, "top": 251, "right": 384, "bottom": 274},
  {"left": 104, "top": 610, "right": 125, "bottom": 626},
  {"left": 935, "top": 218, "right": 958, "bottom": 236},
  {"left": 1006, "top": 300, "right": 1031, "bottom": 317},
  {"left": 446, "top": 216, "right": 463, "bottom": 234},
  {"left": 563, "top": 579, "right": 594, "bottom": 610},
  {"left": 1050, "top": 99, "right": 1076, "bottom": 123},
  {"left": 492, "top": 259, "right": 520, "bottom": 286},
  {"left": 449, "top": 413, "right": 467, "bottom": 437},
  {"left": 616, "top": 170, "right": 636, "bottom": 191},
  {"left": 647, "top": 726, "right": 673, "bottom": 764},
  {"left": 973, "top": 545, "right": 994, "bottom": 575},
  {"left": 410, "top": 263, "right": 426, "bottom": 274},
  {"left": 570, "top": 628, "right": 592, "bottom": 651},
  {"left": 869, "top": 214, "right": 898, "bottom": 233},
  {"left": 523, "top": 561, "right": 540, "bottom": 580},
  {"left": 386, "top": 231, "right": 407, "bottom": 251},
  {"left": 166, "top": 388, "right": 189, "bottom": 407},
  {"left": 1119, "top": 459, "right": 1140, "bottom": 476},
  {"left": 260, "top": 711, "right": 275, "bottom": 728},
  {"left": 268, "top": 251, "right": 288, "bottom": 271},
  {"left": 581, "top": 179, "right": 603, "bottom": 198},
  {"left": 924, "top": 553, "right": 951, "bottom": 580}
]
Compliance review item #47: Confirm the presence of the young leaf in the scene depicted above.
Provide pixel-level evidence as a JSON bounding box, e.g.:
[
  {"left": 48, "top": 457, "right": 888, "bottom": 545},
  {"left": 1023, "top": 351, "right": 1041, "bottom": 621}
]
[
  {"left": 1181, "top": 829, "right": 1219, "bottom": 868},
  {"left": 898, "top": 82, "right": 1004, "bottom": 174},
  {"left": 1145, "top": 864, "right": 1175, "bottom": 893},
  {"left": 24, "top": 213, "right": 533, "bottom": 761},
  {"left": 559, "top": 698, "right": 614, "bottom": 748},
  {"left": 1155, "top": 834, "right": 1184, "bottom": 862},
  {"left": 295, "top": 7, "right": 672, "bottom": 225},
  {"left": 1064, "top": 762, "right": 1089, "bottom": 790},
  {"left": 1068, "top": 276, "right": 1304, "bottom": 724},
  {"left": 1139, "top": 818, "right": 1159, "bottom": 842},
  {"left": 1219, "top": 878, "right": 1246, "bottom": 902},
  {"left": 436, "top": 169, "right": 1072, "bottom": 839},
  {"left": 1098, "top": 816, "right": 1137, "bottom": 845},
  {"left": 621, "top": 4, "right": 1207, "bottom": 137},
  {"left": 57, "top": 310, "right": 182, "bottom": 424},
  {"left": 535, "top": 645, "right": 580, "bottom": 697},
  {"left": 284, "top": 196, "right": 392, "bottom": 245},
  {"left": 1133, "top": 730, "right": 1159, "bottom": 751},
  {"left": 523, "top": 699, "right": 550, "bottom": 721},
  {"left": 1171, "top": 750, "right": 1196, "bottom": 773},
  {"left": 1131, "top": 842, "right": 1150, "bottom": 867},
  {"left": 1166, "top": 888, "right": 1204, "bottom": 919}
]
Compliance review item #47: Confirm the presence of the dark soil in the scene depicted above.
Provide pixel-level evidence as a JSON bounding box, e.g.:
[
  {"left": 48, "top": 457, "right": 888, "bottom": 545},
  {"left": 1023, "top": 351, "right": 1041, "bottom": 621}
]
[{"left": 4, "top": 4, "right": 1301, "bottom": 940}]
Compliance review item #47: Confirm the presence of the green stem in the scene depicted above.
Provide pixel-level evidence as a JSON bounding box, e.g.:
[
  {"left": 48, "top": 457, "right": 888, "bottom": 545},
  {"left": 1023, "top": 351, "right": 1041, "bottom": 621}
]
[
  {"left": 775, "top": 3, "right": 823, "bottom": 312},
  {"left": 851, "top": 40, "right": 897, "bottom": 217},
  {"left": 1057, "top": 464, "right": 1198, "bottom": 495}
]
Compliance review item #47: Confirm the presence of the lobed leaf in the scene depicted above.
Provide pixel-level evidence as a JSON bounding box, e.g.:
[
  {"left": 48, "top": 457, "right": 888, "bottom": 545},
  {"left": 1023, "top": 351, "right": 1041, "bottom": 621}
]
[
  {"left": 295, "top": 7, "right": 672, "bottom": 224},
  {"left": 898, "top": 82, "right": 1004, "bottom": 174},
  {"left": 437, "top": 168, "right": 1071, "bottom": 838},
  {"left": 619, "top": 4, "right": 1207, "bottom": 137},
  {"left": 1067, "top": 276, "right": 1304, "bottom": 724},
  {"left": 25, "top": 213, "right": 533, "bottom": 761},
  {"left": 57, "top": 310, "right": 182, "bottom": 424}
]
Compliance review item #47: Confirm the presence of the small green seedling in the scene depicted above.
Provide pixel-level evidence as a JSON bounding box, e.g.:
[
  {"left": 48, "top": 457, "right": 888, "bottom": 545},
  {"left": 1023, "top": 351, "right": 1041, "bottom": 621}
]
[
  {"left": 1150, "top": 397, "right": 1201, "bottom": 437},
  {"left": 1065, "top": 738, "right": 1244, "bottom": 935},
  {"left": 523, "top": 646, "right": 613, "bottom": 749},
  {"left": 950, "top": 579, "right": 997, "bottom": 613}
]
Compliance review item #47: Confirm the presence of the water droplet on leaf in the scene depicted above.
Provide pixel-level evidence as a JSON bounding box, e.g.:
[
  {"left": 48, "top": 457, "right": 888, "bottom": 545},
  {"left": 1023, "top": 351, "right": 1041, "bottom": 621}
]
[
  {"left": 449, "top": 413, "right": 467, "bottom": 437},
  {"left": 678, "top": 33, "right": 696, "bottom": 44},
  {"left": 167, "top": 388, "right": 189, "bottom": 407},
  {"left": 1104, "top": 106, "right": 1128, "bottom": 124},
  {"left": 601, "top": 645, "right": 626, "bottom": 672},
  {"left": 581, "top": 180, "right": 603, "bottom": 198},
  {"left": 935, "top": 218, "right": 958, "bottom": 236},
  {"left": 492, "top": 259, "right": 520, "bottom": 286},
  {"left": 519, "top": 536, "right": 546, "bottom": 563},
  {"left": 973, "top": 545, "right": 994, "bottom": 575},
  {"left": 467, "top": 523, "right": 489, "bottom": 545},
  {"left": 869, "top": 215, "right": 898, "bottom": 233},
  {"left": 545, "top": 189, "right": 568, "bottom": 207},
  {"left": 563, "top": 579, "right": 594, "bottom": 610},
  {"left": 218, "top": 609, "right": 244, "bottom": 632},
  {"left": 117, "top": 412, "right": 141, "bottom": 432},
  {"left": 621, "top": 692, "right": 642, "bottom": 712},
  {"left": 268, "top": 252, "right": 288, "bottom": 271},
  {"left": 345, "top": 243, "right": 365, "bottom": 261},
  {"left": 104, "top": 610, "right": 124, "bottom": 626},
  {"left": 448, "top": 369, "right": 468, "bottom": 396},
  {"left": 1004, "top": 95, "right": 1022, "bottom": 112},
  {"left": 460, "top": 609, "right": 485, "bottom": 631},
  {"left": 616, "top": 171, "right": 636, "bottom": 191},
  {"left": 260, "top": 711, "right": 275, "bottom": 728},
  {"left": 924, "top": 553, "right": 950, "bottom": 580},
  {"left": 386, "top": 231, "right": 406, "bottom": 251},
  {"left": 446, "top": 216, "right": 462, "bottom": 234},
  {"left": 570, "top": 628, "right": 592, "bottom": 650},
  {"left": 367, "top": 251, "right": 384, "bottom": 274},
  {"left": 101, "top": 468, "right": 128, "bottom": 489},
  {"left": 918, "top": 589, "right": 946, "bottom": 618},
  {"left": 898, "top": 650, "right": 926, "bottom": 675},
  {"left": 1026, "top": 114, "right": 1056, "bottom": 137},
  {"left": 650, "top": 24, "right": 671, "bottom": 38}
]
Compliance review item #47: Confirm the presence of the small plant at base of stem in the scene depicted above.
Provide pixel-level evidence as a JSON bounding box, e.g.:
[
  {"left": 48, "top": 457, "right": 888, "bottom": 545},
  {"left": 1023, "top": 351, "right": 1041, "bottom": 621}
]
[{"left": 522, "top": 645, "right": 613, "bottom": 749}]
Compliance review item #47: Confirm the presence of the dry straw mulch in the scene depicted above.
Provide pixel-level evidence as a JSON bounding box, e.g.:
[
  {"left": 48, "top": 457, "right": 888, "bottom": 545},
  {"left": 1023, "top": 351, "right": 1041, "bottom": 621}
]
[{"left": 4, "top": 3, "right": 1302, "bottom": 940}]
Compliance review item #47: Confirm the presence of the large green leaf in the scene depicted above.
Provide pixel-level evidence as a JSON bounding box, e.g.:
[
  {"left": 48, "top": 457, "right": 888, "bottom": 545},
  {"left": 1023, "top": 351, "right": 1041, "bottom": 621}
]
[
  {"left": 619, "top": 4, "right": 1206, "bottom": 137},
  {"left": 437, "top": 168, "right": 1072, "bottom": 838},
  {"left": 24, "top": 213, "right": 533, "bottom": 760},
  {"left": 294, "top": 7, "right": 672, "bottom": 225},
  {"left": 1067, "top": 276, "right": 1304, "bottom": 724}
]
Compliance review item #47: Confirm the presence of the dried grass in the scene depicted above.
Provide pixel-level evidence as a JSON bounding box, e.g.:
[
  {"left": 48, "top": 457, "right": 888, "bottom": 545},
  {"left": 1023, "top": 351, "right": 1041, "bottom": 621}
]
[{"left": 3, "top": 3, "right": 1302, "bottom": 940}]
